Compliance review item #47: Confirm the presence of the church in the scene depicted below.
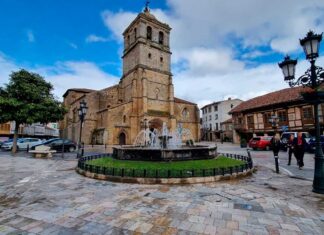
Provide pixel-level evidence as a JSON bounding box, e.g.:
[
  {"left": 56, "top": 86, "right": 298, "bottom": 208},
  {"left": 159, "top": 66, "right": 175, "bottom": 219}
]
[{"left": 60, "top": 7, "right": 200, "bottom": 145}]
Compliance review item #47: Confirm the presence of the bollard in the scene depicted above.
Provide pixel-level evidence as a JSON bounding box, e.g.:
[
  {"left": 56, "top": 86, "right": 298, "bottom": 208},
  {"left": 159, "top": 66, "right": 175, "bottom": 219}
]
[
  {"left": 26, "top": 144, "right": 29, "bottom": 153},
  {"left": 274, "top": 156, "right": 279, "bottom": 174}
]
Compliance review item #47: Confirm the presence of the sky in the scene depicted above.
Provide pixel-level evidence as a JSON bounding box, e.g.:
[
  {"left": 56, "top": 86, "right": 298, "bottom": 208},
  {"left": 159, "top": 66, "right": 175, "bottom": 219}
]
[{"left": 0, "top": 0, "right": 324, "bottom": 108}]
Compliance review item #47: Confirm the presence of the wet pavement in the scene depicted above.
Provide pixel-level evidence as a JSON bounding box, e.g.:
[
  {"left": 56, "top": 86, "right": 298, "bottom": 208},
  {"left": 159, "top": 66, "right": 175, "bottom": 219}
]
[{"left": 0, "top": 145, "right": 323, "bottom": 235}]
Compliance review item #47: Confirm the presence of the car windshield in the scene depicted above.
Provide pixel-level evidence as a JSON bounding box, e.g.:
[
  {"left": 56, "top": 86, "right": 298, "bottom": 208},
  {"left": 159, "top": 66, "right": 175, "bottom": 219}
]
[
  {"left": 43, "top": 139, "right": 60, "bottom": 144},
  {"left": 263, "top": 137, "right": 272, "bottom": 140},
  {"left": 302, "top": 133, "right": 311, "bottom": 138},
  {"left": 252, "top": 137, "right": 261, "bottom": 141}
]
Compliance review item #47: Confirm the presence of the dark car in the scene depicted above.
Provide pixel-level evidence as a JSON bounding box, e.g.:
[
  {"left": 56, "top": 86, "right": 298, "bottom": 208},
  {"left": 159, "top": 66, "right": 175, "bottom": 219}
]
[
  {"left": 30, "top": 138, "right": 76, "bottom": 152},
  {"left": 308, "top": 136, "right": 324, "bottom": 153},
  {"left": 280, "top": 132, "right": 311, "bottom": 151}
]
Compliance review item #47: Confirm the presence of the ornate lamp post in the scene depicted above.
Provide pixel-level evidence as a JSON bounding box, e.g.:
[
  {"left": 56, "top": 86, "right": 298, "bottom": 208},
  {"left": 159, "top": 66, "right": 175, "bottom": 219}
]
[
  {"left": 279, "top": 31, "right": 324, "bottom": 194},
  {"left": 77, "top": 100, "right": 88, "bottom": 158}
]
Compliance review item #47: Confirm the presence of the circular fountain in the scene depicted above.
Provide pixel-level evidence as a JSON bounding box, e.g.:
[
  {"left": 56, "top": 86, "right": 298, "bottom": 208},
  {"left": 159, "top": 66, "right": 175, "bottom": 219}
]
[{"left": 113, "top": 122, "right": 217, "bottom": 161}]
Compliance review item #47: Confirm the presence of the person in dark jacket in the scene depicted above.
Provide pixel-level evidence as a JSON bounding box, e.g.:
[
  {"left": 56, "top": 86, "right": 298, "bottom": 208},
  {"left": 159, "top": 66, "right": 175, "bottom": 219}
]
[
  {"left": 287, "top": 134, "right": 295, "bottom": 165},
  {"left": 293, "top": 132, "right": 307, "bottom": 169},
  {"left": 271, "top": 133, "right": 281, "bottom": 157}
]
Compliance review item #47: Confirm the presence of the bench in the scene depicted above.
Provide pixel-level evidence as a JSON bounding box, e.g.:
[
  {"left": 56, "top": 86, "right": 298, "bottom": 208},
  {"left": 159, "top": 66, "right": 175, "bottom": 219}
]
[{"left": 29, "top": 146, "right": 56, "bottom": 158}]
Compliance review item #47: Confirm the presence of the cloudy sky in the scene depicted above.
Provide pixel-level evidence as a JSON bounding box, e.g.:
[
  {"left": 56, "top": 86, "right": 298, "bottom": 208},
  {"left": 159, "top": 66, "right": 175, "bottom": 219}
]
[{"left": 0, "top": 0, "right": 324, "bottom": 107}]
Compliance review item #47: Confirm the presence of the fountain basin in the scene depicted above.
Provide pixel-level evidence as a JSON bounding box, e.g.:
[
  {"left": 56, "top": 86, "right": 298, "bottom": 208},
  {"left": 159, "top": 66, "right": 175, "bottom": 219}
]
[{"left": 113, "top": 145, "right": 217, "bottom": 161}]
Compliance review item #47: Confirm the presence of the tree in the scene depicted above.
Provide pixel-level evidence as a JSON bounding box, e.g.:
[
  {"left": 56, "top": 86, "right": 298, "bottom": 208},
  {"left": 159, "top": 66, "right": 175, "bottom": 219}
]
[{"left": 0, "top": 69, "right": 66, "bottom": 153}]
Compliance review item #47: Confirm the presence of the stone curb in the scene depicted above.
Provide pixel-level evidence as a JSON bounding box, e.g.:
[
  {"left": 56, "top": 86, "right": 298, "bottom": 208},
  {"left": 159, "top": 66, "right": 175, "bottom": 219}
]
[{"left": 75, "top": 167, "right": 255, "bottom": 184}]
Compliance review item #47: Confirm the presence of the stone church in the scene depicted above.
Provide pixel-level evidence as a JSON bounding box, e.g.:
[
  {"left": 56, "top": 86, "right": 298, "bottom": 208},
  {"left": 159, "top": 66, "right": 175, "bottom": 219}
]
[{"left": 60, "top": 7, "right": 200, "bottom": 145}]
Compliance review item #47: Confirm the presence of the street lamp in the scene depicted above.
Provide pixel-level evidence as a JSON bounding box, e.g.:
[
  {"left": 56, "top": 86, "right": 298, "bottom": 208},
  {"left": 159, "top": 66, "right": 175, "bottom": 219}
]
[
  {"left": 279, "top": 30, "right": 324, "bottom": 194},
  {"left": 77, "top": 100, "right": 88, "bottom": 157}
]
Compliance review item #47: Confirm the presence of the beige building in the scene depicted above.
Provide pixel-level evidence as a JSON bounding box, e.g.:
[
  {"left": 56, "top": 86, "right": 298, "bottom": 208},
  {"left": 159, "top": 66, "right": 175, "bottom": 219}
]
[{"left": 60, "top": 8, "right": 200, "bottom": 145}]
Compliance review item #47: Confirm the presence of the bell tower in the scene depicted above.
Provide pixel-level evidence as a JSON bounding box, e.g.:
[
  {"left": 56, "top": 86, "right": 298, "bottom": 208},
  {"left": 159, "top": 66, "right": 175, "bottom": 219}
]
[{"left": 122, "top": 7, "right": 172, "bottom": 76}]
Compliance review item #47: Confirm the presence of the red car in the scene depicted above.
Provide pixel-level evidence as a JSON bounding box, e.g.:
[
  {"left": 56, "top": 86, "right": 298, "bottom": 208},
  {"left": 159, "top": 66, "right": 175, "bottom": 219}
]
[{"left": 248, "top": 136, "right": 272, "bottom": 150}]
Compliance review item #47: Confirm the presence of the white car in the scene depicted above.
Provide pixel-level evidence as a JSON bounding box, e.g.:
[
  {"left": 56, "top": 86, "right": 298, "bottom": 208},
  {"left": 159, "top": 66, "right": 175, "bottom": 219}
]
[{"left": 2, "top": 138, "right": 43, "bottom": 151}]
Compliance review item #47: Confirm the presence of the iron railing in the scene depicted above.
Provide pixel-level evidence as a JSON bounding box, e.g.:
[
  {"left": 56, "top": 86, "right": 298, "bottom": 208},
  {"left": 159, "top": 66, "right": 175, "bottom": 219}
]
[{"left": 77, "top": 152, "right": 253, "bottom": 178}]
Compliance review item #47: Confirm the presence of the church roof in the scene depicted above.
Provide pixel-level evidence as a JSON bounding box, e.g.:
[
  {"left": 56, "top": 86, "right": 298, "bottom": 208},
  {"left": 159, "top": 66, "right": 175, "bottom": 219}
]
[
  {"left": 174, "top": 97, "right": 197, "bottom": 105},
  {"left": 62, "top": 88, "right": 96, "bottom": 98}
]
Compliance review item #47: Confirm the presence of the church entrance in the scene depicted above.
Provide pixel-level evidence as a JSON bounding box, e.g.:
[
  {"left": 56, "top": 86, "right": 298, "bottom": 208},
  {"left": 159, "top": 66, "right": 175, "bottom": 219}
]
[
  {"left": 149, "top": 118, "right": 163, "bottom": 131},
  {"left": 118, "top": 133, "right": 126, "bottom": 145}
]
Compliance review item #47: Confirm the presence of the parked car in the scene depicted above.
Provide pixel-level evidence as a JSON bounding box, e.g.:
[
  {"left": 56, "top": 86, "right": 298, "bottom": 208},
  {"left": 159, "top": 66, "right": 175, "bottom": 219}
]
[
  {"left": 30, "top": 138, "right": 76, "bottom": 152},
  {"left": 308, "top": 135, "right": 324, "bottom": 153},
  {"left": 249, "top": 136, "right": 273, "bottom": 150},
  {"left": 280, "top": 132, "right": 312, "bottom": 151},
  {"left": 2, "top": 138, "right": 42, "bottom": 151}
]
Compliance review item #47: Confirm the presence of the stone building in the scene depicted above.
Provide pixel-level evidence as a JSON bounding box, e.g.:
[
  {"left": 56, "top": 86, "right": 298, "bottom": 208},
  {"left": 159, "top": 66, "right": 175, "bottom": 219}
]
[
  {"left": 60, "top": 8, "right": 200, "bottom": 145},
  {"left": 230, "top": 86, "right": 324, "bottom": 144},
  {"left": 201, "top": 98, "right": 242, "bottom": 141}
]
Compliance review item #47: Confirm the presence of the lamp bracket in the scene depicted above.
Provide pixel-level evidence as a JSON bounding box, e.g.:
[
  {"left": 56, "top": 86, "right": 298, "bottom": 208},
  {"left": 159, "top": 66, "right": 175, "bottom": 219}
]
[{"left": 288, "top": 65, "right": 324, "bottom": 88}]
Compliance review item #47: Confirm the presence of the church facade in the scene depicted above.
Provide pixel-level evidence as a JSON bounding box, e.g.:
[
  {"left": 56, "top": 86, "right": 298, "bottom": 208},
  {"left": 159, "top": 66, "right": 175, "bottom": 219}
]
[{"left": 60, "top": 8, "right": 200, "bottom": 145}]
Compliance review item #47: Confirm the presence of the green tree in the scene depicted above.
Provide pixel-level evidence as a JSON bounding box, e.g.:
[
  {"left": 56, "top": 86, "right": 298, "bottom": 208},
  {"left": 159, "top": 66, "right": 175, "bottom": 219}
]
[{"left": 0, "top": 69, "right": 66, "bottom": 153}]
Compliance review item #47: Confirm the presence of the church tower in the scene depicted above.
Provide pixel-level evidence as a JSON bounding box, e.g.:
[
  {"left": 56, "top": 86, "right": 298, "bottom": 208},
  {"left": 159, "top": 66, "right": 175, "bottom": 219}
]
[{"left": 120, "top": 5, "right": 176, "bottom": 137}]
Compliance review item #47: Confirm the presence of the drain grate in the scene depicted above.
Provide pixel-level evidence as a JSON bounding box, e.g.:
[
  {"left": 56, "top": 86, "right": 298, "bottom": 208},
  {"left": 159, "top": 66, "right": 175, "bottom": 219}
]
[{"left": 234, "top": 203, "right": 264, "bottom": 212}]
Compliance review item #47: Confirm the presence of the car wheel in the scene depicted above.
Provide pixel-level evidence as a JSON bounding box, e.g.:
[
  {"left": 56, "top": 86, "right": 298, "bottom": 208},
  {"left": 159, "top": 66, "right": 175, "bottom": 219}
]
[
  {"left": 68, "top": 146, "right": 75, "bottom": 152},
  {"left": 265, "top": 146, "right": 270, "bottom": 151}
]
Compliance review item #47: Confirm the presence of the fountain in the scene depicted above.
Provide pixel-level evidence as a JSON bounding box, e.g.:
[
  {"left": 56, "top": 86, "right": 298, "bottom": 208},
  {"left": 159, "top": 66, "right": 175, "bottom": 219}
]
[{"left": 113, "top": 122, "right": 217, "bottom": 161}]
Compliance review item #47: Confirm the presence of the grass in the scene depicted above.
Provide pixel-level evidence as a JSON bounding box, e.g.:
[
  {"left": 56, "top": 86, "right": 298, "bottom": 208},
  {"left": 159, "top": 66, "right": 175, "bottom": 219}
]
[{"left": 86, "top": 156, "right": 245, "bottom": 171}]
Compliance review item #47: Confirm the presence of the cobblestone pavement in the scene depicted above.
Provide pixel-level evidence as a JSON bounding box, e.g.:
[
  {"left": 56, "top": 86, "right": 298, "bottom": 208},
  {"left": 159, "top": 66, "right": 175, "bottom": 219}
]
[{"left": 0, "top": 151, "right": 324, "bottom": 235}]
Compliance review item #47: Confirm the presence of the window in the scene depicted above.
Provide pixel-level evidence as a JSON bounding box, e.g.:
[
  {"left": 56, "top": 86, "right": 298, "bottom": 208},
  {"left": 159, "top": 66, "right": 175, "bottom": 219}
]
[
  {"left": 160, "top": 57, "right": 163, "bottom": 62},
  {"left": 134, "top": 28, "right": 137, "bottom": 39},
  {"left": 159, "top": 31, "right": 164, "bottom": 44},
  {"left": 247, "top": 115, "right": 254, "bottom": 129},
  {"left": 208, "top": 107, "right": 211, "bottom": 113},
  {"left": 215, "top": 114, "right": 218, "bottom": 120},
  {"left": 238, "top": 117, "right": 243, "bottom": 124},
  {"left": 278, "top": 110, "right": 288, "bottom": 123},
  {"left": 263, "top": 112, "right": 272, "bottom": 127},
  {"left": 147, "top": 26, "right": 152, "bottom": 40},
  {"left": 127, "top": 35, "right": 130, "bottom": 45},
  {"left": 148, "top": 53, "right": 152, "bottom": 59},
  {"left": 303, "top": 107, "right": 313, "bottom": 119},
  {"left": 123, "top": 115, "right": 126, "bottom": 123},
  {"left": 209, "top": 115, "right": 211, "bottom": 121},
  {"left": 209, "top": 123, "right": 212, "bottom": 130},
  {"left": 216, "top": 123, "right": 219, "bottom": 131},
  {"left": 214, "top": 105, "right": 218, "bottom": 112},
  {"left": 205, "top": 116, "right": 207, "bottom": 121},
  {"left": 182, "top": 108, "right": 189, "bottom": 118}
]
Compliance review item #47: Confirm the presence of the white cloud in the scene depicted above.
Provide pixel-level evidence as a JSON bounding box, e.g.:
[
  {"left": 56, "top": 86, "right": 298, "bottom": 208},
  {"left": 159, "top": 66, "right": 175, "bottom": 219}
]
[
  {"left": 26, "top": 30, "right": 35, "bottom": 43},
  {"left": 69, "top": 42, "right": 78, "bottom": 49},
  {"left": 100, "top": 0, "right": 324, "bottom": 106},
  {"left": 0, "top": 53, "right": 119, "bottom": 100},
  {"left": 85, "top": 34, "right": 110, "bottom": 43}
]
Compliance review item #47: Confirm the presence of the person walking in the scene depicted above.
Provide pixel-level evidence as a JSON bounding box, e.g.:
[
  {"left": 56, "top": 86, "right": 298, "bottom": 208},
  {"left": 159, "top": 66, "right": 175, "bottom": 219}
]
[
  {"left": 293, "top": 132, "right": 306, "bottom": 169},
  {"left": 271, "top": 133, "right": 281, "bottom": 173},
  {"left": 287, "top": 134, "right": 295, "bottom": 165}
]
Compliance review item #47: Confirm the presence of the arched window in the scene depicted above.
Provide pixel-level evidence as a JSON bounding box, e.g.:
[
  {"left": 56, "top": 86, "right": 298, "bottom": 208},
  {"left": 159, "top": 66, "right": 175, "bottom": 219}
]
[
  {"left": 182, "top": 108, "right": 189, "bottom": 119},
  {"left": 147, "top": 26, "right": 152, "bottom": 40},
  {"left": 148, "top": 53, "right": 152, "bottom": 59},
  {"left": 123, "top": 115, "right": 126, "bottom": 123},
  {"left": 160, "top": 57, "right": 163, "bottom": 63},
  {"left": 159, "top": 31, "right": 164, "bottom": 44}
]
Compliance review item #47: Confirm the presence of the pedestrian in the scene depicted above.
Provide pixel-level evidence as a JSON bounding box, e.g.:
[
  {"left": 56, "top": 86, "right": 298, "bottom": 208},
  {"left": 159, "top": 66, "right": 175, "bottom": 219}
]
[
  {"left": 293, "top": 132, "right": 306, "bottom": 169},
  {"left": 287, "top": 134, "right": 295, "bottom": 165},
  {"left": 271, "top": 133, "right": 281, "bottom": 173}
]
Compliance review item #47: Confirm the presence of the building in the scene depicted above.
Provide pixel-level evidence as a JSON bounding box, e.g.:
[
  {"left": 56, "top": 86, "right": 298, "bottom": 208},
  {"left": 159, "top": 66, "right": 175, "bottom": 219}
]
[
  {"left": 230, "top": 86, "right": 324, "bottom": 144},
  {"left": 201, "top": 98, "right": 242, "bottom": 141},
  {"left": 60, "top": 7, "right": 200, "bottom": 145},
  {"left": 220, "top": 118, "right": 234, "bottom": 142}
]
